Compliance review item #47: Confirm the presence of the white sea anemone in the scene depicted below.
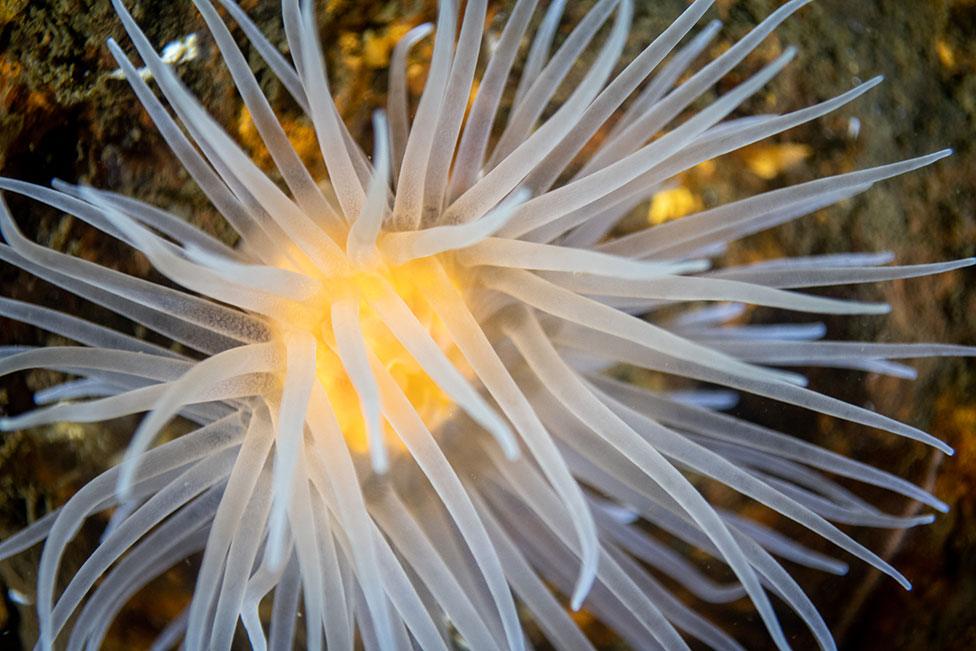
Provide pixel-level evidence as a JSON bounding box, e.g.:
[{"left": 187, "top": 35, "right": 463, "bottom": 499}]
[{"left": 0, "top": 0, "right": 970, "bottom": 649}]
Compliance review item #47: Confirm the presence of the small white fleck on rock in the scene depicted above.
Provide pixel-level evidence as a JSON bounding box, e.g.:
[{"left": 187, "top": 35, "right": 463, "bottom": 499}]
[{"left": 109, "top": 33, "right": 199, "bottom": 81}]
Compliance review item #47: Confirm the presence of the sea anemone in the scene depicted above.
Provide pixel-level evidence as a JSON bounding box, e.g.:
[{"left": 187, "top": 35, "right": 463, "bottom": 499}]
[{"left": 0, "top": 0, "right": 970, "bottom": 649}]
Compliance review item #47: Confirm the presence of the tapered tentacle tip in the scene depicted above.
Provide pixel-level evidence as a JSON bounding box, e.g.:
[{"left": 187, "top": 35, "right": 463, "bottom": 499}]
[
  {"left": 500, "top": 436, "right": 521, "bottom": 461},
  {"left": 370, "top": 448, "right": 391, "bottom": 476},
  {"left": 570, "top": 561, "right": 598, "bottom": 612},
  {"left": 106, "top": 38, "right": 127, "bottom": 62},
  {"left": 780, "top": 370, "right": 809, "bottom": 387},
  {"left": 570, "top": 592, "right": 585, "bottom": 612},
  {"left": 885, "top": 565, "right": 913, "bottom": 591},
  {"left": 867, "top": 74, "right": 885, "bottom": 86}
]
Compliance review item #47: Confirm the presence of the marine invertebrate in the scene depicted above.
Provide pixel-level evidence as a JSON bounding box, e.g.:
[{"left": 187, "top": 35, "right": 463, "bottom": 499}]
[{"left": 0, "top": 0, "right": 969, "bottom": 648}]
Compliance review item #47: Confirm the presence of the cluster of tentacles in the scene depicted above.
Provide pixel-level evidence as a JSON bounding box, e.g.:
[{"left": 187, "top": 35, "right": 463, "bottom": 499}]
[{"left": 0, "top": 0, "right": 970, "bottom": 649}]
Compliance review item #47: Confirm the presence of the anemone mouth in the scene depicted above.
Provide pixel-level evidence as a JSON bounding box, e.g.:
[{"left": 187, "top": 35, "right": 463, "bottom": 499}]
[
  {"left": 0, "top": 0, "right": 968, "bottom": 649},
  {"left": 301, "top": 252, "right": 471, "bottom": 468}
]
